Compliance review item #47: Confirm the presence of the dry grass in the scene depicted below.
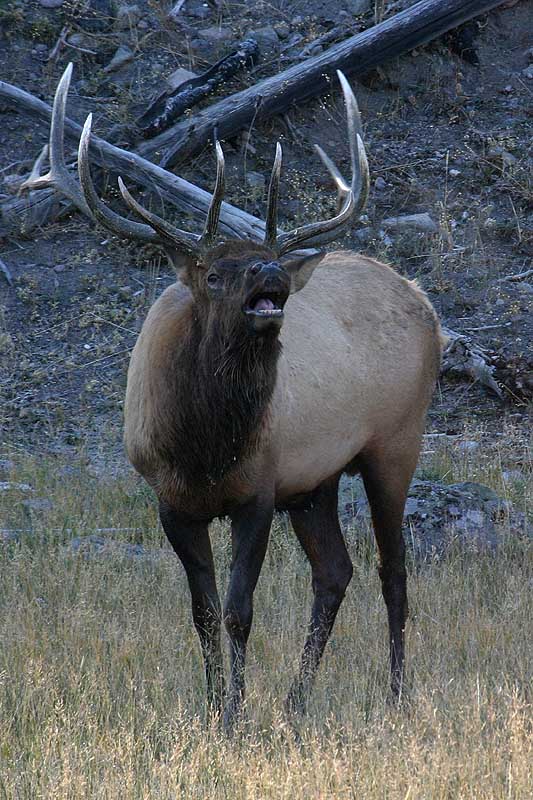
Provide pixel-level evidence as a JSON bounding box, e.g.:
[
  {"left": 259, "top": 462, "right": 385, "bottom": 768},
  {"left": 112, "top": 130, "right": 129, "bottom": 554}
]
[{"left": 0, "top": 447, "right": 531, "bottom": 799}]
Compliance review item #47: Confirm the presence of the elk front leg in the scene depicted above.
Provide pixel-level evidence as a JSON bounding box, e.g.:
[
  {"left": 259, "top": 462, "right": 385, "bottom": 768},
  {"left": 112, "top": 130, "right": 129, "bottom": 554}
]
[
  {"left": 286, "top": 477, "right": 353, "bottom": 716},
  {"left": 159, "top": 502, "right": 225, "bottom": 717},
  {"left": 223, "top": 497, "right": 273, "bottom": 733}
]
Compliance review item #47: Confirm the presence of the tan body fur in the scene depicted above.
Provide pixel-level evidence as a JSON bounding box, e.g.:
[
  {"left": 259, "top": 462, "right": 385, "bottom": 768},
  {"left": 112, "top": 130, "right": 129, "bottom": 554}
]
[{"left": 125, "top": 252, "right": 442, "bottom": 514}]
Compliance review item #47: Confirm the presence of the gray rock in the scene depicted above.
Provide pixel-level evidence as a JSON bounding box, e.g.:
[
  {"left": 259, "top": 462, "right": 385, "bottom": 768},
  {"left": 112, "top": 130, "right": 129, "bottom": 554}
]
[
  {"left": 115, "top": 4, "right": 143, "bottom": 31},
  {"left": 183, "top": 1, "right": 211, "bottom": 20},
  {"left": 381, "top": 213, "right": 438, "bottom": 234},
  {"left": 245, "top": 171, "right": 266, "bottom": 192},
  {"left": 22, "top": 498, "right": 53, "bottom": 513},
  {"left": 0, "top": 459, "right": 15, "bottom": 478},
  {"left": 104, "top": 45, "right": 134, "bottom": 73},
  {"left": 487, "top": 145, "right": 517, "bottom": 167},
  {"left": 0, "top": 481, "right": 32, "bottom": 493},
  {"left": 166, "top": 67, "right": 197, "bottom": 92},
  {"left": 248, "top": 25, "right": 280, "bottom": 55},
  {"left": 338, "top": 476, "right": 531, "bottom": 561},
  {"left": 197, "top": 26, "right": 234, "bottom": 45},
  {"left": 502, "top": 470, "right": 525, "bottom": 484},
  {"left": 274, "top": 22, "right": 290, "bottom": 40},
  {"left": 346, "top": 0, "right": 372, "bottom": 13},
  {"left": 457, "top": 440, "right": 480, "bottom": 454},
  {"left": 69, "top": 534, "right": 167, "bottom": 562},
  {"left": 1, "top": 529, "right": 27, "bottom": 544},
  {"left": 374, "top": 176, "right": 387, "bottom": 191},
  {"left": 67, "top": 33, "right": 94, "bottom": 49}
]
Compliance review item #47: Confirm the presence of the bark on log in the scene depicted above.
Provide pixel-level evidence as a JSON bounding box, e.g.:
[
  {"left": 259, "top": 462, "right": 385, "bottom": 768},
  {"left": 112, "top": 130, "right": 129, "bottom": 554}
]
[{"left": 137, "top": 0, "right": 510, "bottom": 168}]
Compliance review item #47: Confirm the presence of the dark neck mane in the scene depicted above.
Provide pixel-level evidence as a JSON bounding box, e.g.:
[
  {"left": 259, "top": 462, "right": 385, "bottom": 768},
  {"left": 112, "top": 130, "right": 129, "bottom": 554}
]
[{"left": 167, "top": 310, "right": 281, "bottom": 490}]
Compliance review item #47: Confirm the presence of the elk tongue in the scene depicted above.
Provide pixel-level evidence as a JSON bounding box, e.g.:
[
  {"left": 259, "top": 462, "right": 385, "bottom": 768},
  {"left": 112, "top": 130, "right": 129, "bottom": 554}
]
[{"left": 253, "top": 297, "right": 275, "bottom": 312}]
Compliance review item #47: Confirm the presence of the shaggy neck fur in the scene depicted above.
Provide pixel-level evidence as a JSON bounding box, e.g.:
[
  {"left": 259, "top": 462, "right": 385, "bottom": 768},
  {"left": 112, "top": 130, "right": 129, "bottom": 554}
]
[{"left": 166, "top": 306, "right": 281, "bottom": 491}]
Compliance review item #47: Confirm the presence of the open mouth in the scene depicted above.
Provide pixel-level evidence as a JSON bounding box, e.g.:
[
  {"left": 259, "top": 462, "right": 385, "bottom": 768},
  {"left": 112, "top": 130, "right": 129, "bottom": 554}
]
[{"left": 243, "top": 291, "right": 286, "bottom": 318}]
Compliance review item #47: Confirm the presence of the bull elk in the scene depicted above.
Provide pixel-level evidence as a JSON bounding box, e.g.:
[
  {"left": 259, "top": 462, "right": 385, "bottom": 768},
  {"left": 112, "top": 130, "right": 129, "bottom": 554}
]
[{"left": 25, "top": 65, "right": 442, "bottom": 730}]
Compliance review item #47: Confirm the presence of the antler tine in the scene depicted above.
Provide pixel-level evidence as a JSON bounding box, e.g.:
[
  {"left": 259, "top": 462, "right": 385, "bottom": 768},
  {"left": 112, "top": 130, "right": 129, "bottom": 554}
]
[
  {"left": 20, "top": 63, "right": 92, "bottom": 217},
  {"left": 78, "top": 114, "right": 161, "bottom": 243},
  {"left": 264, "top": 142, "right": 282, "bottom": 249},
  {"left": 20, "top": 143, "right": 49, "bottom": 192},
  {"left": 117, "top": 177, "right": 201, "bottom": 257},
  {"left": 276, "top": 188, "right": 355, "bottom": 256},
  {"left": 313, "top": 143, "right": 350, "bottom": 214},
  {"left": 315, "top": 72, "right": 369, "bottom": 217},
  {"left": 200, "top": 140, "right": 226, "bottom": 246},
  {"left": 272, "top": 71, "right": 368, "bottom": 255}
]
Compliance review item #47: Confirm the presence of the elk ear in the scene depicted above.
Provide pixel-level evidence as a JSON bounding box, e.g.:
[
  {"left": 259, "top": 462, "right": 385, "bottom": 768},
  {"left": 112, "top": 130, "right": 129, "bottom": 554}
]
[
  {"left": 165, "top": 248, "right": 199, "bottom": 288},
  {"left": 280, "top": 251, "right": 327, "bottom": 294}
]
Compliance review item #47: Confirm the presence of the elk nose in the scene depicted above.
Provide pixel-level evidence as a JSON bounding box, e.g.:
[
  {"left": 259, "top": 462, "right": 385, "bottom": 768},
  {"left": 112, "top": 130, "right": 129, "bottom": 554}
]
[{"left": 249, "top": 261, "right": 282, "bottom": 276}]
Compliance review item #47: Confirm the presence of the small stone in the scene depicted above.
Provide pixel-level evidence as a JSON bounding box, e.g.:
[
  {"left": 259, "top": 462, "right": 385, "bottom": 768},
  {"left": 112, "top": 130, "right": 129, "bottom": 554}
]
[
  {"left": 374, "top": 176, "right": 387, "bottom": 191},
  {"left": 346, "top": 0, "right": 371, "bottom": 13},
  {"left": 522, "top": 65, "right": 533, "bottom": 80},
  {"left": 0, "top": 460, "right": 15, "bottom": 478},
  {"left": 274, "top": 21, "right": 290, "bottom": 39},
  {"left": 502, "top": 470, "right": 524, "bottom": 484},
  {"left": 183, "top": 2, "right": 210, "bottom": 20},
  {"left": 378, "top": 231, "right": 393, "bottom": 247},
  {"left": 104, "top": 45, "right": 134, "bottom": 73},
  {"left": 166, "top": 67, "right": 197, "bottom": 92},
  {"left": 248, "top": 25, "right": 280, "bottom": 54},
  {"left": 245, "top": 171, "right": 266, "bottom": 192},
  {"left": 487, "top": 145, "right": 517, "bottom": 167},
  {"left": 457, "top": 440, "right": 480, "bottom": 454},
  {"left": 355, "top": 229, "right": 371, "bottom": 244},
  {"left": 22, "top": 498, "right": 53, "bottom": 513},
  {"left": 381, "top": 213, "right": 438, "bottom": 234},
  {"left": 197, "top": 26, "right": 234, "bottom": 45},
  {"left": 53, "top": 264, "right": 66, "bottom": 273},
  {"left": 449, "top": 169, "right": 461, "bottom": 177},
  {"left": 0, "top": 482, "right": 32, "bottom": 493},
  {"left": 115, "top": 4, "right": 142, "bottom": 31},
  {"left": 67, "top": 34, "right": 87, "bottom": 47}
]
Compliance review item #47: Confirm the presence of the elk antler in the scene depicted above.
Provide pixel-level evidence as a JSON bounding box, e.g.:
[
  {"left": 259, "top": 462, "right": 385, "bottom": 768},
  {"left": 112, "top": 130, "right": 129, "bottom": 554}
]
[
  {"left": 263, "top": 70, "right": 369, "bottom": 256},
  {"left": 21, "top": 64, "right": 369, "bottom": 260}
]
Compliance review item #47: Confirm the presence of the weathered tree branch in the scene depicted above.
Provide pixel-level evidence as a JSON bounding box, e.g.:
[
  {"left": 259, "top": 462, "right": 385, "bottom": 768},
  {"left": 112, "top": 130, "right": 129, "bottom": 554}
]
[{"left": 137, "top": 0, "right": 510, "bottom": 168}]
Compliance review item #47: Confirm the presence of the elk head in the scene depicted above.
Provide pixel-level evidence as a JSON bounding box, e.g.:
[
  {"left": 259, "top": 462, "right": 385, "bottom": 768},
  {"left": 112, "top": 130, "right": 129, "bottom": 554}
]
[{"left": 22, "top": 65, "right": 369, "bottom": 340}]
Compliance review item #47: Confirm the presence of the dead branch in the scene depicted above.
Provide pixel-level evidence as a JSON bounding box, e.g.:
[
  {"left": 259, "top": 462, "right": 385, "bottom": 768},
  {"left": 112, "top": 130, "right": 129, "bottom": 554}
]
[
  {"left": 136, "top": 0, "right": 510, "bottom": 168},
  {"left": 441, "top": 326, "right": 503, "bottom": 399},
  {"left": 498, "top": 269, "right": 533, "bottom": 283},
  {"left": 136, "top": 38, "right": 258, "bottom": 138}
]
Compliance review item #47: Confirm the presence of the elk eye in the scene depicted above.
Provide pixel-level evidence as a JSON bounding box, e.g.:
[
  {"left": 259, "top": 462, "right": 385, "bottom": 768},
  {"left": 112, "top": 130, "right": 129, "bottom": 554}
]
[{"left": 207, "top": 273, "right": 219, "bottom": 287}]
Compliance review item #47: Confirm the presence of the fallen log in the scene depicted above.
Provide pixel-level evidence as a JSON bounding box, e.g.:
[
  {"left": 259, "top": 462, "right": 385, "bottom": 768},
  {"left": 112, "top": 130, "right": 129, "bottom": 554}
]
[
  {"left": 137, "top": 0, "right": 510, "bottom": 168},
  {"left": 0, "top": 79, "right": 265, "bottom": 242},
  {"left": 136, "top": 38, "right": 259, "bottom": 138}
]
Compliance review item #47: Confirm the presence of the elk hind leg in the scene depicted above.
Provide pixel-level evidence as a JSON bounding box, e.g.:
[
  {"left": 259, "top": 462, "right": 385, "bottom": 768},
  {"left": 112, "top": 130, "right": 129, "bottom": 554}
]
[{"left": 358, "top": 433, "right": 422, "bottom": 699}]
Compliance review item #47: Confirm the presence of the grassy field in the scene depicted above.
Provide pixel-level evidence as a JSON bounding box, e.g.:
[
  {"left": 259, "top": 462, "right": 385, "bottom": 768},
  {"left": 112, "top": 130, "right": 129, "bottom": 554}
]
[{"left": 0, "top": 447, "right": 531, "bottom": 799}]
